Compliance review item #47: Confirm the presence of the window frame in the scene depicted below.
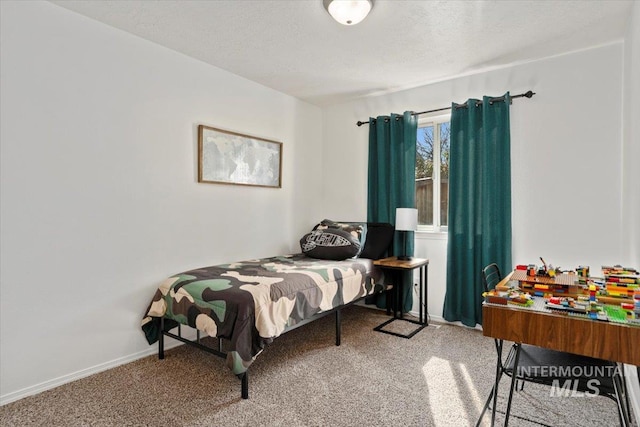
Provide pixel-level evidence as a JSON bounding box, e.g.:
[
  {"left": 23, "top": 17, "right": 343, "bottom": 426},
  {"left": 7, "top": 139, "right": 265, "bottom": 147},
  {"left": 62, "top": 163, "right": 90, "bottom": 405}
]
[{"left": 416, "top": 113, "right": 450, "bottom": 234}]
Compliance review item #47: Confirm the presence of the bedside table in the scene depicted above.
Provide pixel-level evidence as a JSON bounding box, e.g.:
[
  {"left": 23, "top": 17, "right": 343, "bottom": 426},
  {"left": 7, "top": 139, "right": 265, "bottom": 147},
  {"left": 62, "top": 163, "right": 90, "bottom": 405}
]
[{"left": 373, "top": 256, "right": 429, "bottom": 339}]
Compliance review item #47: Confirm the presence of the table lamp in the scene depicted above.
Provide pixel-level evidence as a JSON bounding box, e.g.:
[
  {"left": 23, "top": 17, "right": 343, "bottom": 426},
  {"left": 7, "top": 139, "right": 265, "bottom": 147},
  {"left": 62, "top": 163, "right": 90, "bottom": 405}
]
[{"left": 395, "top": 208, "right": 418, "bottom": 261}]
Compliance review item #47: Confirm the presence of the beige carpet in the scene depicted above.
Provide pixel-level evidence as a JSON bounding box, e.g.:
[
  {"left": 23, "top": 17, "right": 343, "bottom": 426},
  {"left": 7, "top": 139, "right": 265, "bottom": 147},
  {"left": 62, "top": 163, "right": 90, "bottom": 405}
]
[{"left": 0, "top": 306, "right": 631, "bottom": 426}]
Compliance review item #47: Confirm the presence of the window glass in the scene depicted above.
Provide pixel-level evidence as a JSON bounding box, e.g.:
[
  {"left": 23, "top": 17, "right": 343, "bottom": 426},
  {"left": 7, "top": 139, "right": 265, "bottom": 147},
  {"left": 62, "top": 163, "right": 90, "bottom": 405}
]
[
  {"left": 416, "top": 118, "right": 450, "bottom": 231},
  {"left": 416, "top": 126, "right": 434, "bottom": 226},
  {"left": 440, "top": 122, "right": 450, "bottom": 227}
]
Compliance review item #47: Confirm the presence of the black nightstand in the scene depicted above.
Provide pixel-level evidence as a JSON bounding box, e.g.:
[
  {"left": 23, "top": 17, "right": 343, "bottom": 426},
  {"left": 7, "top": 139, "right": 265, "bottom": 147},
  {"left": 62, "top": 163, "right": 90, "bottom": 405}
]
[{"left": 373, "top": 256, "right": 429, "bottom": 339}]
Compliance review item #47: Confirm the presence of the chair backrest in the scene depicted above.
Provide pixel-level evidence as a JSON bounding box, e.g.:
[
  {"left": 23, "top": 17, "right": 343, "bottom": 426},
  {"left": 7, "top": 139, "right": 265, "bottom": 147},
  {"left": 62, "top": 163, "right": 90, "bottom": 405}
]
[{"left": 482, "top": 263, "right": 502, "bottom": 292}]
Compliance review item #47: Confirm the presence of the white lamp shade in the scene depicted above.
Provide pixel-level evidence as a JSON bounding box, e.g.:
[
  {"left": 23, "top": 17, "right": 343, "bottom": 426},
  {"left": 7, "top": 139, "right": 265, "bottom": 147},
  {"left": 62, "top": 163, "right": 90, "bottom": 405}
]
[
  {"left": 323, "top": 0, "right": 373, "bottom": 25},
  {"left": 395, "top": 208, "right": 418, "bottom": 231}
]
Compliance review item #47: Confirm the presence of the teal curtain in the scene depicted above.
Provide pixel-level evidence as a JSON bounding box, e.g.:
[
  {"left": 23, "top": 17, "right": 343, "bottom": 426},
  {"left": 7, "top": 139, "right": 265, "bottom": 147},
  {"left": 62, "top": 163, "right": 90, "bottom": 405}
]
[
  {"left": 367, "top": 111, "right": 417, "bottom": 312},
  {"left": 443, "top": 93, "right": 512, "bottom": 327}
]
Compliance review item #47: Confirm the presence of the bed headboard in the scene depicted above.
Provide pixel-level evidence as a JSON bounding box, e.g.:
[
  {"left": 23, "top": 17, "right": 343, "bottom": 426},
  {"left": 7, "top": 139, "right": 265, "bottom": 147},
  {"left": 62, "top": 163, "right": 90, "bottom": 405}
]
[{"left": 360, "top": 222, "right": 394, "bottom": 259}]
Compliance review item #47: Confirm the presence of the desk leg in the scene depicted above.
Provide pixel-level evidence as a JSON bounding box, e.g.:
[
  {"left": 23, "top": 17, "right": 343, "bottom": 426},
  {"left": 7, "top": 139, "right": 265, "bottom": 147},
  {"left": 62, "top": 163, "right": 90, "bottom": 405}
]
[
  {"left": 420, "top": 264, "right": 429, "bottom": 325},
  {"left": 504, "top": 343, "right": 522, "bottom": 427},
  {"left": 398, "top": 270, "right": 404, "bottom": 319}
]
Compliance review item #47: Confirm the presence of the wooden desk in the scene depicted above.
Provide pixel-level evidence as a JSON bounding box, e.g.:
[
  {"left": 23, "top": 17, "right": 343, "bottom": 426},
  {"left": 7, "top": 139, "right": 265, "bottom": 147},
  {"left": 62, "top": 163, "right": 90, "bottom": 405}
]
[
  {"left": 481, "top": 272, "right": 638, "bottom": 426},
  {"left": 483, "top": 273, "right": 640, "bottom": 366}
]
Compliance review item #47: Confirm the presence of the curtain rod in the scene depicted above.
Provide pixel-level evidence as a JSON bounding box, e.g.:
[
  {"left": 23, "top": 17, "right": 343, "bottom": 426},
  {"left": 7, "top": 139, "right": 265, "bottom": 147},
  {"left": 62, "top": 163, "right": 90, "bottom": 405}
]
[{"left": 355, "top": 90, "right": 536, "bottom": 127}]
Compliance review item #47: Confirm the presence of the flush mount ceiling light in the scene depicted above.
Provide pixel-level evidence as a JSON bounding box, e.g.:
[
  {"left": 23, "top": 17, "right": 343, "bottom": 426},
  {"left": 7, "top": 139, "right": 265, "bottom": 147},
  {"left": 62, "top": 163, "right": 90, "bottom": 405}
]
[{"left": 323, "top": 0, "right": 373, "bottom": 26}]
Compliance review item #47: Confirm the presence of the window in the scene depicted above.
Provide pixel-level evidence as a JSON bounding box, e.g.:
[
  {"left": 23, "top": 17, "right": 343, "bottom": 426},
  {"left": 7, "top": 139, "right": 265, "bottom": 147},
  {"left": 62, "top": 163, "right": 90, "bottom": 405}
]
[{"left": 416, "top": 116, "right": 450, "bottom": 232}]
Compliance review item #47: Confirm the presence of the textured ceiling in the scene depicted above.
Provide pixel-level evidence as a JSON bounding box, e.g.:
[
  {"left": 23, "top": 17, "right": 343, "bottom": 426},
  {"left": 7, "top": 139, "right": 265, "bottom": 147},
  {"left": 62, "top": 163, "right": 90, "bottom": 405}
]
[{"left": 50, "top": 0, "right": 633, "bottom": 107}]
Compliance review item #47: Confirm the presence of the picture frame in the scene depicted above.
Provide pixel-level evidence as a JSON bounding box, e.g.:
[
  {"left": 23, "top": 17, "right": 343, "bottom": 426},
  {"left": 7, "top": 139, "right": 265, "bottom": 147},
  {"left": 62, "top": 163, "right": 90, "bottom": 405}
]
[{"left": 198, "top": 125, "right": 282, "bottom": 188}]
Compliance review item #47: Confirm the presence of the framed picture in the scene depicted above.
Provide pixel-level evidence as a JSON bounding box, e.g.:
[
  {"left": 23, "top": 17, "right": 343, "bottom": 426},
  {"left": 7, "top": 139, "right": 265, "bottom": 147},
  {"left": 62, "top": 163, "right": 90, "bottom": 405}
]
[{"left": 198, "top": 125, "right": 282, "bottom": 188}]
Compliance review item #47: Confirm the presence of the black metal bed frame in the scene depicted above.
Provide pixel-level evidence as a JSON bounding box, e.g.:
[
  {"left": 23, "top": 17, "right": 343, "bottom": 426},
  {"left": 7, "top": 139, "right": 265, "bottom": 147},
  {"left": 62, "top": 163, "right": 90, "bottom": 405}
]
[{"left": 156, "top": 291, "right": 389, "bottom": 399}]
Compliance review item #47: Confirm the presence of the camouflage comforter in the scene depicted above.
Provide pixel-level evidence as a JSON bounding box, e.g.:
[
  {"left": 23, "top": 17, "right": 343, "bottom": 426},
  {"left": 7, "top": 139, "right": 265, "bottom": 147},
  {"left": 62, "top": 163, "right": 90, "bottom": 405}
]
[{"left": 141, "top": 254, "right": 384, "bottom": 375}]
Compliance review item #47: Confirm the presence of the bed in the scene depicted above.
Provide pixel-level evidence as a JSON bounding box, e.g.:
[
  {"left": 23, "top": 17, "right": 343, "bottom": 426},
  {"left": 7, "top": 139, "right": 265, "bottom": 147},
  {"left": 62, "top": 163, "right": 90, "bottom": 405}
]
[{"left": 141, "top": 221, "right": 394, "bottom": 399}]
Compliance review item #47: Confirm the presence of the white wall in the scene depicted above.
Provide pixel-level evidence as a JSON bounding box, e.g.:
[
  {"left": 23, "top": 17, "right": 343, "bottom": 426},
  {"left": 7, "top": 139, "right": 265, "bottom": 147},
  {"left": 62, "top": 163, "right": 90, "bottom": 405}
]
[
  {"left": 0, "top": 1, "right": 323, "bottom": 403},
  {"left": 622, "top": 0, "right": 640, "bottom": 421},
  {"left": 624, "top": 0, "right": 640, "bottom": 267},
  {"left": 322, "top": 43, "right": 627, "bottom": 322}
]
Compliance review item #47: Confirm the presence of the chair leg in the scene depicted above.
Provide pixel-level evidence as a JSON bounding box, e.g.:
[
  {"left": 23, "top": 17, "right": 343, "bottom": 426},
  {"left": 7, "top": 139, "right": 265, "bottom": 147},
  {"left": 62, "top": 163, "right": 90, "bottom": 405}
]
[
  {"left": 475, "top": 384, "right": 497, "bottom": 427},
  {"left": 617, "top": 365, "right": 632, "bottom": 426},
  {"left": 475, "top": 339, "right": 504, "bottom": 427},
  {"left": 504, "top": 343, "right": 522, "bottom": 427},
  {"left": 611, "top": 366, "right": 630, "bottom": 427},
  {"left": 490, "top": 340, "right": 504, "bottom": 427}
]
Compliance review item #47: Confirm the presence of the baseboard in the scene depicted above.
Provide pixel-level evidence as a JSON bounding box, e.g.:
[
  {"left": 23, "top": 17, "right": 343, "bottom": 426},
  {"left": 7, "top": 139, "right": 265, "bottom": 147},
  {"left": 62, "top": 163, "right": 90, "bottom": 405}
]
[
  {"left": 624, "top": 364, "right": 640, "bottom": 424},
  {"left": 426, "top": 313, "right": 445, "bottom": 323},
  {"left": 425, "top": 313, "right": 484, "bottom": 331},
  {"left": 0, "top": 332, "right": 197, "bottom": 406}
]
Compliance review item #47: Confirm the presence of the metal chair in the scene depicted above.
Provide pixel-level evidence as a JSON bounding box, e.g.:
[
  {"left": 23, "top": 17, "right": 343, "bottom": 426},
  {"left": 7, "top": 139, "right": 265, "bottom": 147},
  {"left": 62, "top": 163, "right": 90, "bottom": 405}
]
[{"left": 476, "top": 263, "right": 631, "bottom": 427}]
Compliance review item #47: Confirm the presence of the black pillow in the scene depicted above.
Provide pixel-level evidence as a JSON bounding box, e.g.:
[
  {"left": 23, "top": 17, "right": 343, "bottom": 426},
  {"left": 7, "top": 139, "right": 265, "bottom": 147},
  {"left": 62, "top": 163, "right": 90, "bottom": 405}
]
[
  {"left": 360, "top": 223, "right": 395, "bottom": 259},
  {"left": 300, "top": 229, "right": 361, "bottom": 260}
]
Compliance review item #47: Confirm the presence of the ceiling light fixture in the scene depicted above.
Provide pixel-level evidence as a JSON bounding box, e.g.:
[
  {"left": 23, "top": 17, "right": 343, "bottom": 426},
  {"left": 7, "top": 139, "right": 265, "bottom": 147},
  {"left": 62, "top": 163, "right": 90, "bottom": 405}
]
[{"left": 323, "top": 0, "right": 373, "bottom": 26}]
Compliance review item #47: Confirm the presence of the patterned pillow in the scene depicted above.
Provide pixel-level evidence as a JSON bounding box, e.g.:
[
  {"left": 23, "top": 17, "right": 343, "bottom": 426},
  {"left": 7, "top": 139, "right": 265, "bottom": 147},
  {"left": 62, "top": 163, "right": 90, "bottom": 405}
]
[
  {"left": 313, "top": 219, "right": 367, "bottom": 256},
  {"left": 300, "top": 229, "right": 361, "bottom": 260}
]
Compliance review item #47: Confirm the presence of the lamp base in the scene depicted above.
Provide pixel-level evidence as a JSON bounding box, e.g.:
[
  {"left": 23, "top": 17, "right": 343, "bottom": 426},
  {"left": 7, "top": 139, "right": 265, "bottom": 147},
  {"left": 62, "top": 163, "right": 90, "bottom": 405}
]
[{"left": 397, "top": 255, "right": 412, "bottom": 261}]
